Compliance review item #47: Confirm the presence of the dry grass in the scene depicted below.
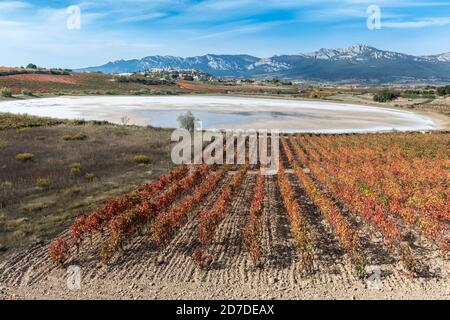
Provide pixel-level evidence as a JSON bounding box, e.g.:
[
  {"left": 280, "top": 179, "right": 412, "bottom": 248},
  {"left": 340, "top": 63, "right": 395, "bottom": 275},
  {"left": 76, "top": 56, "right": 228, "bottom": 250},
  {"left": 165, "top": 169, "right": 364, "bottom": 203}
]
[
  {"left": 0, "top": 123, "right": 174, "bottom": 258},
  {"left": 0, "top": 112, "right": 66, "bottom": 130}
]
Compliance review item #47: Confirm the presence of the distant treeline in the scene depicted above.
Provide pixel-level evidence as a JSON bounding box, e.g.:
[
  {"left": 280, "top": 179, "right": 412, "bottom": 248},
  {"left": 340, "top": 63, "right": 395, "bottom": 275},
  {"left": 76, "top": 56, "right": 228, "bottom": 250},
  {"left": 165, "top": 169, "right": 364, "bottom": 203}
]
[
  {"left": 0, "top": 68, "right": 72, "bottom": 77},
  {"left": 436, "top": 85, "right": 450, "bottom": 96},
  {"left": 374, "top": 85, "right": 450, "bottom": 102},
  {"left": 114, "top": 75, "right": 173, "bottom": 86},
  {"left": 405, "top": 85, "right": 450, "bottom": 96}
]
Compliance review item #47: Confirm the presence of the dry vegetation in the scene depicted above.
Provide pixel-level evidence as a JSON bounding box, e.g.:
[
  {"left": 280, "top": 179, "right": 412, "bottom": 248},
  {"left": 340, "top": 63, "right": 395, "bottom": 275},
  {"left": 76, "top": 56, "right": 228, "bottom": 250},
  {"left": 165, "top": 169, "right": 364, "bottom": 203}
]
[
  {"left": 0, "top": 72, "right": 187, "bottom": 95},
  {"left": 0, "top": 122, "right": 173, "bottom": 257},
  {"left": 0, "top": 127, "right": 448, "bottom": 299},
  {"left": 176, "top": 80, "right": 299, "bottom": 95},
  {"left": 0, "top": 113, "right": 67, "bottom": 130}
]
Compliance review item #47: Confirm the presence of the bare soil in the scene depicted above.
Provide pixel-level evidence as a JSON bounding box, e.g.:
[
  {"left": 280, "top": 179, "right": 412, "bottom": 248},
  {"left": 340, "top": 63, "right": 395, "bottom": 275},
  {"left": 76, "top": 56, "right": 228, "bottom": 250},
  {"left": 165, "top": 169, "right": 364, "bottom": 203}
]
[
  {"left": 0, "top": 115, "right": 448, "bottom": 300},
  {"left": 3, "top": 74, "right": 78, "bottom": 84},
  {"left": 0, "top": 172, "right": 448, "bottom": 300}
]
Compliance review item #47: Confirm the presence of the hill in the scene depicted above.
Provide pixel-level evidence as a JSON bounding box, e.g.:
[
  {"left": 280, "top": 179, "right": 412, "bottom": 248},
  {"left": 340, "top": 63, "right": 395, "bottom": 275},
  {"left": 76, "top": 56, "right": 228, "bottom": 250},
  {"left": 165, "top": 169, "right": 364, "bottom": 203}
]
[{"left": 76, "top": 44, "right": 450, "bottom": 84}]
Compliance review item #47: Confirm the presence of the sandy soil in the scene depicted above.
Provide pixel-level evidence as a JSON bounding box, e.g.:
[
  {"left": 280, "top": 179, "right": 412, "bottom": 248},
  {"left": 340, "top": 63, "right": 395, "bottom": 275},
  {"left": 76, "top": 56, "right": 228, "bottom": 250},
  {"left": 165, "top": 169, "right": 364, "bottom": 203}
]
[
  {"left": 414, "top": 110, "right": 450, "bottom": 130},
  {"left": 0, "top": 173, "right": 448, "bottom": 300},
  {"left": 0, "top": 95, "right": 443, "bottom": 133}
]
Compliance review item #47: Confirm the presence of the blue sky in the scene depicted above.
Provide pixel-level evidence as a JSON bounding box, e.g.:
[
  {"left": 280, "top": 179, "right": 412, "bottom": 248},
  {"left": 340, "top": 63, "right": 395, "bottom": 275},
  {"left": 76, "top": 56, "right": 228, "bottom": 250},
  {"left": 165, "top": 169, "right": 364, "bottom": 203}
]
[{"left": 1, "top": 0, "right": 450, "bottom": 68}]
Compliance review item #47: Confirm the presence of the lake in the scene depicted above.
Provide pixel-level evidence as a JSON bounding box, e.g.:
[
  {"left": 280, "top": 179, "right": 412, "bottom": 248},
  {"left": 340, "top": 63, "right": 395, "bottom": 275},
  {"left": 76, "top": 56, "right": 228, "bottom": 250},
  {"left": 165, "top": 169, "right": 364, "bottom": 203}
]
[{"left": 0, "top": 95, "right": 437, "bottom": 133}]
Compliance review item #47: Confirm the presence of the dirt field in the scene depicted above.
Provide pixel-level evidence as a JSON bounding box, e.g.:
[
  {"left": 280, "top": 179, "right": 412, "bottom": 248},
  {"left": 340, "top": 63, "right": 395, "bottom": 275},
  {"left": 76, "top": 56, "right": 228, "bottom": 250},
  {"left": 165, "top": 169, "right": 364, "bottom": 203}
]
[
  {"left": 0, "top": 133, "right": 448, "bottom": 300},
  {"left": 0, "top": 72, "right": 186, "bottom": 95},
  {"left": 2, "top": 74, "right": 78, "bottom": 85},
  {"left": 0, "top": 175, "right": 448, "bottom": 300}
]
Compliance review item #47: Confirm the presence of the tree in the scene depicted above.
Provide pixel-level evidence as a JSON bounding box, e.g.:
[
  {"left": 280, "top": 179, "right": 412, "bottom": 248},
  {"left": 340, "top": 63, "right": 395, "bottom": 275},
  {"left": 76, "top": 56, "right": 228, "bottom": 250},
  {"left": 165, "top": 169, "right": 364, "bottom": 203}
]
[
  {"left": 26, "top": 63, "right": 37, "bottom": 69},
  {"left": 373, "top": 90, "right": 400, "bottom": 102},
  {"left": 177, "top": 111, "right": 196, "bottom": 132},
  {"left": 436, "top": 85, "right": 450, "bottom": 96}
]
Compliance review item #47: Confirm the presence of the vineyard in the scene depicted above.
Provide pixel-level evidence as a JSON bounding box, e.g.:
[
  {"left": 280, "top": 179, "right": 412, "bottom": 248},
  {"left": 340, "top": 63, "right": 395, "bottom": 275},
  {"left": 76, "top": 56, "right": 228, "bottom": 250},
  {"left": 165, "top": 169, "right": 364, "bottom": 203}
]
[{"left": 1, "top": 132, "right": 449, "bottom": 299}]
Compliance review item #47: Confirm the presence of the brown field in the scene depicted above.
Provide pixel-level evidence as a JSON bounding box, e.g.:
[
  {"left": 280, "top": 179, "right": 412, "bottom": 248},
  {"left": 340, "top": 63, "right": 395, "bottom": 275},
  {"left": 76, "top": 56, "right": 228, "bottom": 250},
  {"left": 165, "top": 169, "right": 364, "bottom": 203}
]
[
  {"left": 0, "top": 130, "right": 448, "bottom": 300},
  {"left": 0, "top": 72, "right": 187, "bottom": 95},
  {"left": 0, "top": 122, "right": 174, "bottom": 258},
  {"left": 2, "top": 74, "right": 78, "bottom": 85},
  {"left": 176, "top": 81, "right": 299, "bottom": 95},
  {"left": 176, "top": 81, "right": 226, "bottom": 93}
]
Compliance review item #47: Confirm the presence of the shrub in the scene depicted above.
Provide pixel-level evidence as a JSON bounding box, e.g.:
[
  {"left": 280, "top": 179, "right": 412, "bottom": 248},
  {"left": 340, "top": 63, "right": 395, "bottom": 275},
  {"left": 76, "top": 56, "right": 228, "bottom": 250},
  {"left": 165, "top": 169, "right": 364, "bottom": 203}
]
[
  {"left": 0, "top": 113, "right": 65, "bottom": 130},
  {"left": 21, "top": 89, "right": 33, "bottom": 96},
  {"left": 130, "top": 88, "right": 164, "bottom": 95},
  {"left": 85, "top": 173, "right": 96, "bottom": 182},
  {"left": 120, "top": 116, "right": 130, "bottom": 126},
  {"left": 16, "top": 153, "right": 34, "bottom": 161},
  {"left": 35, "top": 177, "right": 50, "bottom": 189},
  {"left": 71, "top": 186, "right": 82, "bottom": 194},
  {"left": 26, "top": 63, "right": 37, "bottom": 69},
  {"left": 133, "top": 155, "right": 151, "bottom": 164},
  {"left": 192, "top": 248, "right": 213, "bottom": 269},
  {"left": 63, "top": 133, "right": 88, "bottom": 141},
  {"left": 89, "top": 120, "right": 109, "bottom": 126},
  {"left": 68, "top": 162, "right": 82, "bottom": 174},
  {"left": 131, "top": 88, "right": 150, "bottom": 95},
  {"left": 373, "top": 90, "right": 400, "bottom": 102},
  {"left": 67, "top": 119, "right": 87, "bottom": 126},
  {"left": 1, "top": 87, "right": 12, "bottom": 98},
  {"left": 49, "top": 237, "right": 68, "bottom": 265}
]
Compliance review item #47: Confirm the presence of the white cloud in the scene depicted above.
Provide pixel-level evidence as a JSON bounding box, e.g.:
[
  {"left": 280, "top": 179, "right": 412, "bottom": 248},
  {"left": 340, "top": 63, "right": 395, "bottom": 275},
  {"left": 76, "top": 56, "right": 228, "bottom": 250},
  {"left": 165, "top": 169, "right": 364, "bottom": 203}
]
[
  {"left": 302, "top": 7, "right": 402, "bottom": 21},
  {"left": 383, "top": 17, "right": 450, "bottom": 28},
  {"left": 0, "top": 1, "right": 31, "bottom": 11},
  {"left": 118, "top": 12, "right": 166, "bottom": 23},
  {"left": 0, "top": 18, "right": 26, "bottom": 27},
  {"left": 192, "top": 21, "right": 283, "bottom": 40}
]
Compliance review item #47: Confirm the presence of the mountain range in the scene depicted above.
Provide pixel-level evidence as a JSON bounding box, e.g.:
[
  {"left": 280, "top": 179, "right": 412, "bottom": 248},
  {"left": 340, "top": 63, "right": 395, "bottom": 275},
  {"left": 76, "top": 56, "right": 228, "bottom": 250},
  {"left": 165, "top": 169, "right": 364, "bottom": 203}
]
[{"left": 76, "top": 44, "right": 450, "bottom": 84}]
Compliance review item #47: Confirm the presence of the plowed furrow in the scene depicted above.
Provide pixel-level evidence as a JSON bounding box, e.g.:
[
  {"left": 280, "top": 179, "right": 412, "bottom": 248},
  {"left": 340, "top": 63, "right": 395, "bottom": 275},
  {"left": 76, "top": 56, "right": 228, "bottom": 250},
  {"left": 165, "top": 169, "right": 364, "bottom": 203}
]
[
  {"left": 152, "top": 175, "right": 232, "bottom": 282},
  {"left": 205, "top": 174, "right": 253, "bottom": 284}
]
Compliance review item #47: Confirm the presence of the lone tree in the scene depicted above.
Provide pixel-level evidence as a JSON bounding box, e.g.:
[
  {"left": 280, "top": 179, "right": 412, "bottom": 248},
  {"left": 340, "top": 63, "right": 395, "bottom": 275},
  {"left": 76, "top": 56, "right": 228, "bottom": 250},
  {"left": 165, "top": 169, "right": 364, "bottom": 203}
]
[
  {"left": 177, "top": 111, "right": 196, "bottom": 132},
  {"left": 26, "top": 63, "right": 37, "bottom": 69}
]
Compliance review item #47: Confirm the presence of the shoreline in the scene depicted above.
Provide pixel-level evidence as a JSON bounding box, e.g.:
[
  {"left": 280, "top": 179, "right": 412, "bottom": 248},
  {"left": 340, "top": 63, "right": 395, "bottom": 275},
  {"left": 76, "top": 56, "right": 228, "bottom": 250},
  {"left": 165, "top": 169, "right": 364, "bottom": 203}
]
[{"left": 0, "top": 94, "right": 448, "bottom": 133}]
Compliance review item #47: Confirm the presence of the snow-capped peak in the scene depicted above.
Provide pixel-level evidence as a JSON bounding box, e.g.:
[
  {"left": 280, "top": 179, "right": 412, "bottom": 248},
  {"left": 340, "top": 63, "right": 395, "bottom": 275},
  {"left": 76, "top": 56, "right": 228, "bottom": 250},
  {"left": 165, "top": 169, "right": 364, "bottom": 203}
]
[
  {"left": 301, "top": 44, "right": 407, "bottom": 61},
  {"left": 247, "top": 58, "right": 290, "bottom": 71},
  {"left": 422, "top": 52, "right": 450, "bottom": 62}
]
